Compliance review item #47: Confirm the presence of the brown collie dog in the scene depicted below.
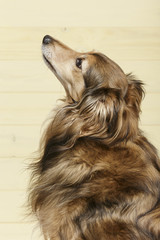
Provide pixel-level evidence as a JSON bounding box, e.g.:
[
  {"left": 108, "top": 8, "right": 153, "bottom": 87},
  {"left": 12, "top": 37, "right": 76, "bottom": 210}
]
[{"left": 29, "top": 35, "right": 160, "bottom": 239}]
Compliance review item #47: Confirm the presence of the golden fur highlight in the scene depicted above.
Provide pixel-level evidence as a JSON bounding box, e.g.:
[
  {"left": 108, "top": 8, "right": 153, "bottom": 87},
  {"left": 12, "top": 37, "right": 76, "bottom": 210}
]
[{"left": 28, "top": 35, "right": 160, "bottom": 239}]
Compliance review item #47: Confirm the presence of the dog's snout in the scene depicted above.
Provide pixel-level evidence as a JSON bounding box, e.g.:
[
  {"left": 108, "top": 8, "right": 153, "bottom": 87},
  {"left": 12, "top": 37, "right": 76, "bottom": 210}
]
[{"left": 43, "top": 35, "right": 53, "bottom": 45}]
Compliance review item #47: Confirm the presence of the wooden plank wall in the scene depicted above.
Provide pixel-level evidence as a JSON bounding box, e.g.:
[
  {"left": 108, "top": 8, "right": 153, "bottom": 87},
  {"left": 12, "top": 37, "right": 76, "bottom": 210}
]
[{"left": 0, "top": 0, "right": 160, "bottom": 239}]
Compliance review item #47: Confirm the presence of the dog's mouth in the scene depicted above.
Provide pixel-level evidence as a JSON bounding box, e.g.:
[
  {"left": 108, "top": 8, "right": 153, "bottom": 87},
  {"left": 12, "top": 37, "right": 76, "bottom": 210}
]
[{"left": 43, "top": 55, "right": 57, "bottom": 73}]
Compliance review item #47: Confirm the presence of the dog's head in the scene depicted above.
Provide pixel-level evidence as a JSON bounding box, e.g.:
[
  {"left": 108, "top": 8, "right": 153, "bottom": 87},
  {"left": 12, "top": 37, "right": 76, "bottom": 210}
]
[
  {"left": 42, "top": 35, "right": 129, "bottom": 102},
  {"left": 42, "top": 35, "right": 144, "bottom": 148}
]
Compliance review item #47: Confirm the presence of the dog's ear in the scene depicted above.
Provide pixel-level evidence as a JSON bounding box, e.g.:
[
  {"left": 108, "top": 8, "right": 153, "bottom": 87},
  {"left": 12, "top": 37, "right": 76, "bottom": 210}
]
[
  {"left": 117, "top": 74, "right": 145, "bottom": 141},
  {"left": 79, "top": 88, "right": 122, "bottom": 140},
  {"left": 125, "top": 74, "right": 144, "bottom": 115}
]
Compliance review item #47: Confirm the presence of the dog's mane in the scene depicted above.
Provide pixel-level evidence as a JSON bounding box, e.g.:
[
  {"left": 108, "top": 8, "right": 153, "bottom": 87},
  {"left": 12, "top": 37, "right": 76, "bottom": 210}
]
[{"left": 36, "top": 74, "right": 145, "bottom": 173}]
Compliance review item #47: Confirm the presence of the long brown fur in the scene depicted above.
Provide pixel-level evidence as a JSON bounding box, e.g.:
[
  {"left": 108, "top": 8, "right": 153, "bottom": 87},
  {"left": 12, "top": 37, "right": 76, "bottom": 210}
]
[{"left": 29, "top": 35, "right": 160, "bottom": 239}]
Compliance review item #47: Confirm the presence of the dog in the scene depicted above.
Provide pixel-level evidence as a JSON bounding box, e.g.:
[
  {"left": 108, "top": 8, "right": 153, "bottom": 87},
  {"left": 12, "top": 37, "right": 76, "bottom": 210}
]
[{"left": 29, "top": 35, "right": 160, "bottom": 239}]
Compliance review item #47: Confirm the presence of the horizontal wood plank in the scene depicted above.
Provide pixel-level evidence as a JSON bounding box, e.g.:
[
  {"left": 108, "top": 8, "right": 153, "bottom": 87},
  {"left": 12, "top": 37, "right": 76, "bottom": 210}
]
[
  {"left": 0, "top": 0, "right": 159, "bottom": 27},
  {"left": 0, "top": 125, "right": 160, "bottom": 158},
  {"left": 0, "top": 158, "right": 30, "bottom": 191},
  {"left": 1, "top": 0, "right": 160, "bottom": 238},
  {"left": 0, "top": 223, "right": 42, "bottom": 240},
  {"left": 118, "top": 60, "right": 160, "bottom": 93},
  {"left": 0, "top": 61, "right": 63, "bottom": 93},
  {"left": 0, "top": 126, "right": 40, "bottom": 157},
  {"left": 0, "top": 93, "right": 63, "bottom": 125},
  {"left": 1, "top": 60, "right": 160, "bottom": 93},
  {"left": 141, "top": 93, "right": 160, "bottom": 125},
  {"left": 0, "top": 93, "right": 159, "bottom": 125},
  {"left": 140, "top": 125, "right": 160, "bottom": 153},
  {"left": 0, "top": 191, "right": 27, "bottom": 222},
  {"left": 0, "top": 27, "right": 160, "bottom": 60}
]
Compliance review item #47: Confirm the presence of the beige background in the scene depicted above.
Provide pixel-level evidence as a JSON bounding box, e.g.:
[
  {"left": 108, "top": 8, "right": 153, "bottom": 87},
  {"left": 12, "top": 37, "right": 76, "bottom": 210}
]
[{"left": 0, "top": 0, "right": 160, "bottom": 239}]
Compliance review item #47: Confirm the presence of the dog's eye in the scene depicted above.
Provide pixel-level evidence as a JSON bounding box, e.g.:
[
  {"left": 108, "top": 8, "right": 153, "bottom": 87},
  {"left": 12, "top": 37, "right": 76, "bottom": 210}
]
[{"left": 76, "top": 58, "right": 83, "bottom": 69}]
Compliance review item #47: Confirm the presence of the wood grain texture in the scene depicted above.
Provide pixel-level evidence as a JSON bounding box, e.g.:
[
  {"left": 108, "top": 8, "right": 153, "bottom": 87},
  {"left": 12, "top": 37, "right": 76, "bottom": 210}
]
[
  {"left": 0, "top": 158, "right": 29, "bottom": 191},
  {"left": 1, "top": 60, "right": 160, "bottom": 93},
  {"left": 0, "top": 126, "right": 40, "bottom": 157},
  {"left": 0, "top": 0, "right": 159, "bottom": 27},
  {"left": 0, "top": 93, "right": 159, "bottom": 125},
  {"left": 0, "top": 191, "right": 27, "bottom": 222},
  {"left": 0, "top": 0, "right": 160, "bottom": 238},
  {"left": 0, "top": 61, "right": 63, "bottom": 93},
  {"left": 0, "top": 27, "right": 160, "bottom": 60},
  {"left": 0, "top": 93, "right": 63, "bottom": 125},
  {"left": 1, "top": 125, "right": 160, "bottom": 159},
  {"left": 0, "top": 223, "right": 42, "bottom": 240}
]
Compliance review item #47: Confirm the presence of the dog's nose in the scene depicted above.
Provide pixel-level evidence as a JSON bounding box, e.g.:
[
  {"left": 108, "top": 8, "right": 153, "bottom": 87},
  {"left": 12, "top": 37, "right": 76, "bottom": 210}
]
[{"left": 43, "top": 35, "right": 53, "bottom": 45}]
